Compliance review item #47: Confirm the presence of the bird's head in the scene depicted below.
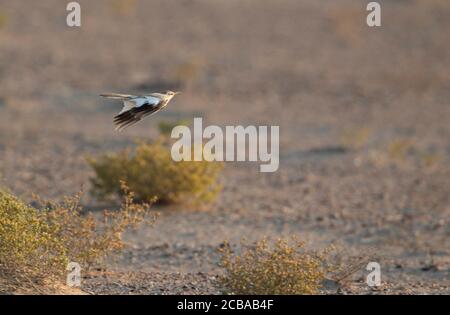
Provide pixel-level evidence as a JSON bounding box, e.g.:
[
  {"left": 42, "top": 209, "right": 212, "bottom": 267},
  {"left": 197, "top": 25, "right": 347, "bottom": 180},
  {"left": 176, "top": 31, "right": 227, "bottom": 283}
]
[{"left": 165, "top": 90, "right": 181, "bottom": 99}]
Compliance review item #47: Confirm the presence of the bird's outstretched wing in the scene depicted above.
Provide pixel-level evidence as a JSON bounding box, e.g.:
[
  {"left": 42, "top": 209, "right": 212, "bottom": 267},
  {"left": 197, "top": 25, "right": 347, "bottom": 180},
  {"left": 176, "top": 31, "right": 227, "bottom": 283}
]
[
  {"left": 113, "top": 96, "right": 162, "bottom": 131},
  {"left": 100, "top": 93, "right": 136, "bottom": 100}
]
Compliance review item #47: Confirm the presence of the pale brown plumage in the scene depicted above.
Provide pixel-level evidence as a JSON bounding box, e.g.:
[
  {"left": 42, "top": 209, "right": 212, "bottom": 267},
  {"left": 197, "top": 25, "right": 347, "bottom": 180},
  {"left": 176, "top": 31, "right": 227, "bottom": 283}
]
[{"left": 100, "top": 91, "right": 180, "bottom": 131}]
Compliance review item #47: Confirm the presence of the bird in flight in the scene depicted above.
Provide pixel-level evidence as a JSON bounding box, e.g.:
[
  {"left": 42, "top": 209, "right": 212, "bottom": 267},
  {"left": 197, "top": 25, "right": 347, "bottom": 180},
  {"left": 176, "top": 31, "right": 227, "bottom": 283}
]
[{"left": 100, "top": 91, "right": 181, "bottom": 131}]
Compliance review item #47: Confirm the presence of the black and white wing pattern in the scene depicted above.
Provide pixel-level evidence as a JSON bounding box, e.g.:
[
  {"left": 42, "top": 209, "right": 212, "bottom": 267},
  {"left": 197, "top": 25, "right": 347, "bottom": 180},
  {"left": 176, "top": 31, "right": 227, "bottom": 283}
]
[{"left": 112, "top": 96, "right": 163, "bottom": 131}]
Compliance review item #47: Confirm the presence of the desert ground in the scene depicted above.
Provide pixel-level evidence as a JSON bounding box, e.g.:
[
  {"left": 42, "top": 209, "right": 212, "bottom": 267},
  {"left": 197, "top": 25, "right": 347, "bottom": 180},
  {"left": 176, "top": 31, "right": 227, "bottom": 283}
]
[{"left": 0, "top": 0, "right": 449, "bottom": 294}]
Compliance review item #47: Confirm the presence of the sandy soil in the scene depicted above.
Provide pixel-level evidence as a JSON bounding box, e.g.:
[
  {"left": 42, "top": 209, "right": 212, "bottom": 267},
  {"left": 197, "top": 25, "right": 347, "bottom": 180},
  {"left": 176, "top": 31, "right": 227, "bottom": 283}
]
[{"left": 0, "top": 0, "right": 449, "bottom": 294}]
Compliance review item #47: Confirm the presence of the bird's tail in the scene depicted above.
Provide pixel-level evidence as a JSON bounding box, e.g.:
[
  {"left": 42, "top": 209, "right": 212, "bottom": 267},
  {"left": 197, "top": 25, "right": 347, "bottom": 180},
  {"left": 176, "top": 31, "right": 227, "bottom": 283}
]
[{"left": 100, "top": 93, "right": 135, "bottom": 100}]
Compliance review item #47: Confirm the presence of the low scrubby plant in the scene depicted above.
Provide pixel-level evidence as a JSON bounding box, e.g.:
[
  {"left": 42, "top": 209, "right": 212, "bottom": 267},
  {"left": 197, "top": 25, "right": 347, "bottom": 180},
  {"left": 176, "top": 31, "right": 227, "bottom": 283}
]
[
  {"left": 88, "top": 140, "right": 223, "bottom": 205},
  {"left": 0, "top": 184, "right": 154, "bottom": 290},
  {"left": 386, "top": 138, "right": 414, "bottom": 161},
  {"left": 0, "top": 9, "right": 8, "bottom": 29},
  {"left": 219, "top": 238, "right": 332, "bottom": 295},
  {"left": 0, "top": 191, "right": 67, "bottom": 281},
  {"left": 340, "top": 127, "right": 372, "bottom": 150},
  {"left": 158, "top": 119, "right": 191, "bottom": 136},
  {"left": 365, "top": 138, "right": 443, "bottom": 169},
  {"left": 110, "top": 0, "right": 136, "bottom": 16}
]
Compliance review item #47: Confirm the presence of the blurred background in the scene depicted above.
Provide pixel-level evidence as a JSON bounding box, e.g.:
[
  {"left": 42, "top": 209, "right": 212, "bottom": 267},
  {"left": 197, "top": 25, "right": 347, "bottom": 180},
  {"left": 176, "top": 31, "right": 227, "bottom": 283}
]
[{"left": 0, "top": 0, "right": 448, "bottom": 293}]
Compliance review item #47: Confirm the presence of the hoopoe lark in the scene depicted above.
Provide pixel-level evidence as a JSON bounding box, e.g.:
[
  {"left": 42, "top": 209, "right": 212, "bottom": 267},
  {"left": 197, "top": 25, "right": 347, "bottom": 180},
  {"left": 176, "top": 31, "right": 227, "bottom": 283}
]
[{"left": 100, "top": 91, "right": 181, "bottom": 131}]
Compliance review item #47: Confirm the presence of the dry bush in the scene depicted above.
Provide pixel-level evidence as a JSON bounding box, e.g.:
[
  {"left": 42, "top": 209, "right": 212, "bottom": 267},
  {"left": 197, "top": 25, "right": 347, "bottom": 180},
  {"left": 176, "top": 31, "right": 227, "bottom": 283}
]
[
  {"left": 170, "top": 60, "right": 203, "bottom": 89},
  {"left": 328, "top": 6, "right": 366, "bottom": 46},
  {"left": 340, "top": 127, "right": 372, "bottom": 150},
  {"left": 0, "top": 184, "right": 154, "bottom": 291},
  {"left": 88, "top": 140, "right": 223, "bottom": 205},
  {"left": 0, "top": 191, "right": 67, "bottom": 282},
  {"left": 386, "top": 139, "right": 414, "bottom": 161},
  {"left": 360, "top": 138, "right": 444, "bottom": 170},
  {"left": 41, "top": 184, "right": 155, "bottom": 267},
  {"left": 158, "top": 119, "right": 191, "bottom": 137},
  {"left": 419, "top": 152, "right": 443, "bottom": 169},
  {"left": 219, "top": 238, "right": 333, "bottom": 295},
  {"left": 110, "top": 0, "right": 137, "bottom": 16},
  {"left": 0, "top": 9, "right": 7, "bottom": 29}
]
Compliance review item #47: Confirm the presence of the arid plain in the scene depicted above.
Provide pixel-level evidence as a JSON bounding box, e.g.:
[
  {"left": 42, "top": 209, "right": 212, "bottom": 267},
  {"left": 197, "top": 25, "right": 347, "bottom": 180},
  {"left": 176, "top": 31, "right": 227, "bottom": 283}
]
[{"left": 0, "top": 0, "right": 449, "bottom": 294}]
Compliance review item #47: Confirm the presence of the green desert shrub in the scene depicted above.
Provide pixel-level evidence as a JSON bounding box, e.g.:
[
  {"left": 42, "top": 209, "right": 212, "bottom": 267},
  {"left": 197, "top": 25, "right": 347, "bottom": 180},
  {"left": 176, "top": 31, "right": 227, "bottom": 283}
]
[
  {"left": 110, "top": 0, "right": 136, "bottom": 16},
  {"left": 88, "top": 141, "right": 223, "bottom": 205},
  {"left": 340, "top": 127, "right": 372, "bottom": 150},
  {"left": 219, "top": 238, "right": 332, "bottom": 295},
  {"left": 158, "top": 119, "right": 191, "bottom": 136},
  {"left": 0, "top": 191, "right": 67, "bottom": 280},
  {"left": 0, "top": 186, "right": 153, "bottom": 289},
  {"left": 171, "top": 60, "right": 202, "bottom": 88},
  {"left": 0, "top": 9, "right": 8, "bottom": 29}
]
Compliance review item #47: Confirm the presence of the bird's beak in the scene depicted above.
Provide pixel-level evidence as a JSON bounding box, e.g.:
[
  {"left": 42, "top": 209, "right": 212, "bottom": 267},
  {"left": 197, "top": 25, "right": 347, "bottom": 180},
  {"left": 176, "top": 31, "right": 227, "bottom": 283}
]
[{"left": 175, "top": 91, "right": 182, "bottom": 95}]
